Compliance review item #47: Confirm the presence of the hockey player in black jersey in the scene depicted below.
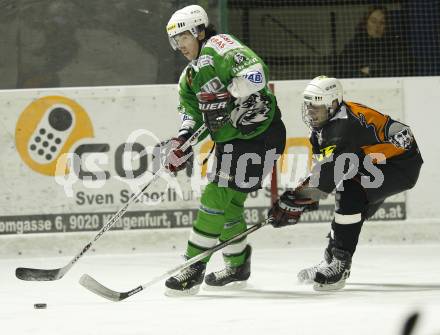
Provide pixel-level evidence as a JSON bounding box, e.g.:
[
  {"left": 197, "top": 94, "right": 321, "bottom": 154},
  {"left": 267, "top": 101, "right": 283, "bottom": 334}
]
[{"left": 269, "top": 76, "right": 423, "bottom": 291}]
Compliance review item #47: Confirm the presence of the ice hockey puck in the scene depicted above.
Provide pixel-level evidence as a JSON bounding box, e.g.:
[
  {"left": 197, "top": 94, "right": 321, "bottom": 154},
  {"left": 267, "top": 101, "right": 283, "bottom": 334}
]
[{"left": 34, "top": 303, "right": 47, "bottom": 309}]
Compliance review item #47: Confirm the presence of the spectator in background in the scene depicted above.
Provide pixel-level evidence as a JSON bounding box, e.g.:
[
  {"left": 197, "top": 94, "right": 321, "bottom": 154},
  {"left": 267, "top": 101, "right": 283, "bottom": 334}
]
[{"left": 336, "top": 6, "right": 411, "bottom": 78}]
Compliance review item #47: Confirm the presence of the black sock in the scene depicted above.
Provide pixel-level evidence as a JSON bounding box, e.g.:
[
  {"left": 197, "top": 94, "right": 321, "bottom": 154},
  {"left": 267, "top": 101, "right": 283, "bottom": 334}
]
[{"left": 331, "top": 219, "right": 364, "bottom": 256}]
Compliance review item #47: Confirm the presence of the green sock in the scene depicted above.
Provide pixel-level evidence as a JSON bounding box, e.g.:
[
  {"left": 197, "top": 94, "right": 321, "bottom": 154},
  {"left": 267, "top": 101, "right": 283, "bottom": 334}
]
[
  {"left": 186, "top": 182, "right": 242, "bottom": 262},
  {"left": 220, "top": 191, "right": 248, "bottom": 267}
]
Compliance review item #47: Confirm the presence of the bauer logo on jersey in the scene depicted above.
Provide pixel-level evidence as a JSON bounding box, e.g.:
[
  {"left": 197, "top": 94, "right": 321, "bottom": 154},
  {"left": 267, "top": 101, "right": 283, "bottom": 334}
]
[
  {"left": 15, "top": 96, "right": 94, "bottom": 176},
  {"left": 245, "top": 71, "right": 263, "bottom": 84}
]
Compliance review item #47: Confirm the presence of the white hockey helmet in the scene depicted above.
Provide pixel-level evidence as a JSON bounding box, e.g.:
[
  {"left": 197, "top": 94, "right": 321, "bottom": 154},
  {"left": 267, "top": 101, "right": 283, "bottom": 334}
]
[
  {"left": 166, "top": 5, "right": 209, "bottom": 50},
  {"left": 302, "top": 76, "right": 343, "bottom": 129}
]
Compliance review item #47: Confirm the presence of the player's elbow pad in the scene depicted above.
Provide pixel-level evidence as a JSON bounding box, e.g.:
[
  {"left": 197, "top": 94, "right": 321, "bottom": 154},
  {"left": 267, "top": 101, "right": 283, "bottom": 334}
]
[
  {"left": 227, "top": 64, "right": 266, "bottom": 98},
  {"left": 387, "top": 121, "right": 415, "bottom": 150}
]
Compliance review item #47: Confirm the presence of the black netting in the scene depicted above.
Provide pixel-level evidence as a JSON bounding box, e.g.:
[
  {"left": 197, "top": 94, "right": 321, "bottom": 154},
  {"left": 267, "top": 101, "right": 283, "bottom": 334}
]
[
  {"left": 0, "top": 0, "right": 439, "bottom": 89},
  {"left": 227, "top": 0, "right": 440, "bottom": 80}
]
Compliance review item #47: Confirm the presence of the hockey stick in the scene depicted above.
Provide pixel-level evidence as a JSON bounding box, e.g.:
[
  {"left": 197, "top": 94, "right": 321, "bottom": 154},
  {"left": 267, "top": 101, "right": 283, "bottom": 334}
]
[
  {"left": 79, "top": 217, "right": 273, "bottom": 301},
  {"left": 15, "top": 124, "right": 207, "bottom": 281}
]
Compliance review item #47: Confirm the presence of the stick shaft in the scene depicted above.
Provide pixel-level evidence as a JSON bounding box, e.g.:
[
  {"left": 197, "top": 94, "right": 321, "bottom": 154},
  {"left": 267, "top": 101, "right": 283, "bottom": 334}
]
[
  {"left": 16, "top": 124, "right": 207, "bottom": 281},
  {"left": 80, "top": 218, "right": 271, "bottom": 301}
]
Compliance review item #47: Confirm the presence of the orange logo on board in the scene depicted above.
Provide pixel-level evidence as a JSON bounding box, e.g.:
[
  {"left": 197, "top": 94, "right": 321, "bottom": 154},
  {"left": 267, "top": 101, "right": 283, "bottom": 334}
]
[{"left": 15, "top": 96, "right": 94, "bottom": 176}]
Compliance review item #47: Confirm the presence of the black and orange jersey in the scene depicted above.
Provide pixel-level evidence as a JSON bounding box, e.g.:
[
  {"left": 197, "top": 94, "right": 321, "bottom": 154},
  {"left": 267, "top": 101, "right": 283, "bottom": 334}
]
[{"left": 309, "top": 101, "right": 421, "bottom": 193}]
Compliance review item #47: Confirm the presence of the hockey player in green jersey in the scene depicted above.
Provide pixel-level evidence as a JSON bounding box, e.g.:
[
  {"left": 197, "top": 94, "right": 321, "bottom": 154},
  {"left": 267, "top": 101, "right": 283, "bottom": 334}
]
[{"left": 164, "top": 5, "right": 286, "bottom": 295}]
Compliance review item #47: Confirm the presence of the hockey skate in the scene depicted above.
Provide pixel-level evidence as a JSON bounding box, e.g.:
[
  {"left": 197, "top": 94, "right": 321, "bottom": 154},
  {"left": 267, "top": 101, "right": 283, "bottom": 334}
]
[
  {"left": 165, "top": 261, "right": 206, "bottom": 296},
  {"left": 313, "top": 247, "right": 352, "bottom": 291},
  {"left": 297, "top": 247, "right": 333, "bottom": 284},
  {"left": 204, "top": 245, "right": 251, "bottom": 290}
]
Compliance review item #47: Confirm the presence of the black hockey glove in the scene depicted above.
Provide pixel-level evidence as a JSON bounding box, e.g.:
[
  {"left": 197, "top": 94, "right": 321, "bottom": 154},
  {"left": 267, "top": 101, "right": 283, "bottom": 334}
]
[
  {"left": 269, "top": 190, "right": 319, "bottom": 228},
  {"left": 164, "top": 136, "right": 192, "bottom": 173},
  {"left": 197, "top": 91, "right": 231, "bottom": 132}
]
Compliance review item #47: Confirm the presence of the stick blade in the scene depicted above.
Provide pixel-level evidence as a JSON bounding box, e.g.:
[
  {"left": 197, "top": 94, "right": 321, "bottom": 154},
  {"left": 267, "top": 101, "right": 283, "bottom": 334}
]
[
  {"left": 402, "top": 312, "right": 420, "bottom": 335},
  {"left": 15, "top": 267, "right": 62, "bottom": 281},
  {"left": 79, "top": 274, "right": 123, "bottom": 302}
]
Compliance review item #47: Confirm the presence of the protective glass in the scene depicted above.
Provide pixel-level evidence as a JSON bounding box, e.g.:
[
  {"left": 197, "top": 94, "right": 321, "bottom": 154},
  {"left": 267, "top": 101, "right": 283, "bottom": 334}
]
[{"left": 169, "top": 31, "right": 196, "bottom": 50}]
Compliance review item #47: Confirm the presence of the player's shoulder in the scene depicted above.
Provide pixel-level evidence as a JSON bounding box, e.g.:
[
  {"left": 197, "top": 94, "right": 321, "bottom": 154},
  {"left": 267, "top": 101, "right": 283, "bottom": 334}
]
[
  {"left": 203, "top": 34, "right": 243, "bottom": 56},
  {"left": 328, "top": 103, "right": 354, "bottom": 128},
  {"left": 345, "top": 100, "right": 391, "bottom": 131},
  {"left": 345, "top": 101, "right": 371, "bottom": 114},
  {"left": 345, "top": 101, "right": 386, "bottom": 118}
]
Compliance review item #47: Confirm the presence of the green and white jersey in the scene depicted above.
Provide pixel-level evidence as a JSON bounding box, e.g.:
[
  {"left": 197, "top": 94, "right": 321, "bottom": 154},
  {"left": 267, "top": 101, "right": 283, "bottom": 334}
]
[{"left": 177, "top": 34, "right": 278, "bottom": 143}]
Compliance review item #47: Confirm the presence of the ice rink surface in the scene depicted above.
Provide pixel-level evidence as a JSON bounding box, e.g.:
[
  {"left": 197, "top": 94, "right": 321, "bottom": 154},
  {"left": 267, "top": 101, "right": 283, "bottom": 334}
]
[{"left": 2, "top": 244, "right": 440, "bottom": 335}]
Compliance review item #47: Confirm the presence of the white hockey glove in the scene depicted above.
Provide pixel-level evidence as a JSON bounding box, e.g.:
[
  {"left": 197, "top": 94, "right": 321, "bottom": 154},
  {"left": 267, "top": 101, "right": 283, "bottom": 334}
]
[{"left": 164, "top": 136, "right": 193, "bottom": 173}]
